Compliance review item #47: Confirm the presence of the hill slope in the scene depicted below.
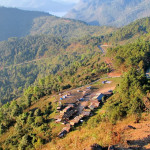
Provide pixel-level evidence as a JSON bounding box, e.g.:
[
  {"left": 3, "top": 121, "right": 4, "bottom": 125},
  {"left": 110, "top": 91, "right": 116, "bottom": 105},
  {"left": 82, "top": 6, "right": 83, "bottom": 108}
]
[
  {"left": 0, "top": 7, "right": 114, "bottom": 41},
  {"left": 0, "top": 16, "right": 150, "bottom": 150},
  {"left": 65, "top": 0, "right": 150, "bottom": 27},
  {"left": 0, "top": 7, "right": 50, "bottom": 41}
]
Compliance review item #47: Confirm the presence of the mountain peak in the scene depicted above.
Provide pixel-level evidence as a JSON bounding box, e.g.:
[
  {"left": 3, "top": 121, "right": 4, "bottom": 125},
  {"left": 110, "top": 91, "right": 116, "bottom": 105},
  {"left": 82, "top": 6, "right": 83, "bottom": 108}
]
[{"left": 65, "top": 0, "right": 150, "bottom": 27}]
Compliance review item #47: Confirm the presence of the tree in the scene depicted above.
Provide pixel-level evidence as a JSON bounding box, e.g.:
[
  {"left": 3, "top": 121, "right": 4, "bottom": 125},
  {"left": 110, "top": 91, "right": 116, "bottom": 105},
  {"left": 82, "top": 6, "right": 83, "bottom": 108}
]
[
  {"left": 35, "top": 116, "right": 43, "bottom": 126},
  {"left": 14, "top": 123, "right": 22, "bottom": 135},
  {"left": 0, "top": 124, "right": 5, "bottom": 135},
  {"left": 34, "top": 138, "right": 43, "bottom": 149},
  {"left": 106, "top": 68, "right": 148, "bottom": 123},
  {"left": 19, "top": 135, "right": 29, "bottom": 150},
  {"left": 11, "top": 104, "right": 22, "bottom": 117},
  {"left": 34, "top": 109, "right": 41, "bottom": 116}
]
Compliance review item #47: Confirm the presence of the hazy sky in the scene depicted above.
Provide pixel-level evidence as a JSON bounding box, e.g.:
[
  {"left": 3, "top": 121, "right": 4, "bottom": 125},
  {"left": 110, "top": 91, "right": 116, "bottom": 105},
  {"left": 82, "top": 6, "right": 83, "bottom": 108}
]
[{"left": 0, "top": 0, "right": 80, "bottom": 16}]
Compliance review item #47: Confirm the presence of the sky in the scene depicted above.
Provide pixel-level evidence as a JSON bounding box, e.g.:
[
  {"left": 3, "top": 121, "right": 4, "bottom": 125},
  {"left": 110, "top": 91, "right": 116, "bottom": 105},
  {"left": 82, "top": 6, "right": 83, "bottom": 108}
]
[{"left": 0, "top": 0, "right": 80, "bottom": 16}]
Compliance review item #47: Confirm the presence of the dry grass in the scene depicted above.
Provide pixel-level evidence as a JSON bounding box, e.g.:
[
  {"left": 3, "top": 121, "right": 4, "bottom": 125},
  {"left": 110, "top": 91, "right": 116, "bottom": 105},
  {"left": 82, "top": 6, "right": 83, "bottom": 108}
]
[{"left": 41, "top": 112, "right": 150, "bottom": 150}]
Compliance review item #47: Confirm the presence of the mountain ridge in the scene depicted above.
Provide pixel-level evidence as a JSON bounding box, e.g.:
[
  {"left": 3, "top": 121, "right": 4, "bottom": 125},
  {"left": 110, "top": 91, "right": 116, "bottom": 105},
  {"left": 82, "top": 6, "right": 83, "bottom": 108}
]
[
  {"left": 0, "top": 7, "right": 114, "bottom": 41},
  {"left": 65, "top": 0, "right": 150, "bottom": 27},
  {"left": 0, "top": 7, "right": 50, "bottom": 41}
]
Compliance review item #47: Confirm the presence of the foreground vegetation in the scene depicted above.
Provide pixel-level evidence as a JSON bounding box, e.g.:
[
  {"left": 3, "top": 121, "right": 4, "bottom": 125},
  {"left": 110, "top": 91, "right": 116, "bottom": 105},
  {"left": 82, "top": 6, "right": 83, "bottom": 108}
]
[{"left": 0, "top": 16, "right": 150, "bottom": 150}]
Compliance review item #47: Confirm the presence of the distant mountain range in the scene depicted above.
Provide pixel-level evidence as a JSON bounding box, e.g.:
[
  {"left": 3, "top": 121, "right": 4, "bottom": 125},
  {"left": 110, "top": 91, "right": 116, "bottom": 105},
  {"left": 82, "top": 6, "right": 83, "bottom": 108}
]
[
  {"left": 0, "top": 7, "right": 114, "bottom": 41},
  {"left": 65, "top": 0, "right": 150, "bottom": 27}
]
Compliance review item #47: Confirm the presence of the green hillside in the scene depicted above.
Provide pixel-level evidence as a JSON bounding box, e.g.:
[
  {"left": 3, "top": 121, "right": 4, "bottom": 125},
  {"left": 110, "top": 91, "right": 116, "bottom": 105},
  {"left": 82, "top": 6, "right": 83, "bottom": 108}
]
[
  {"left": 0, "top": 7, "right": 114, "bottom": 41},
  {"left": 105, "top": 17, "right": 150, "bottom": 43},
  {"left": 0, "top": 35, "right": 105, "bottom": 104},
  {"left": 1, "top": 16, "right": 150, "bottom": 104},
  {"left": 30, "top": 16, "right": 114, "bottom": 40},
  {"left": 0, "top": 38, "right": 150, "bottom": 149},
  {"left": 0, "top": 15, "right": 150, "bottom": 150}
]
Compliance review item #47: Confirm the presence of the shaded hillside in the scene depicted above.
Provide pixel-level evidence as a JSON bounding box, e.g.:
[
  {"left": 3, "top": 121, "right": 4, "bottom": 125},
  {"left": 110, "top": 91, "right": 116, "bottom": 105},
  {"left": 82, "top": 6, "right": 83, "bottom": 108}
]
[
  {"left": 65, "top": 0, "right": 150, "bottom": 27},
  {"left": 0, "top": 7, "right": 50, "bottom": 41}
]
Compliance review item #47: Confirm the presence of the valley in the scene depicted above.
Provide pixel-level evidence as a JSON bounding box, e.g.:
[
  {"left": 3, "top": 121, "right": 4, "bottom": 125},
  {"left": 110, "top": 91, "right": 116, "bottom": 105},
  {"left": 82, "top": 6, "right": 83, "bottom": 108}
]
[{"left": 0, "top": 5, "right": 150, "bottom": 150}]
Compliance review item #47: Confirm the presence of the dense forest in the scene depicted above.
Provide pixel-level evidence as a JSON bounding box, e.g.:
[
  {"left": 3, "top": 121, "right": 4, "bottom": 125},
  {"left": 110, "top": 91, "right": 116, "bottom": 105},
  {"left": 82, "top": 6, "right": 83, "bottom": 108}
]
[
  {"left": 0, "top": 35, "right": 106, "bottom": 104},
  {"left": 107, "top": 40, "right": 150, "bottom": 70},
  {"left": 101, "top": 17, "right": 150, "bottom": 43}
]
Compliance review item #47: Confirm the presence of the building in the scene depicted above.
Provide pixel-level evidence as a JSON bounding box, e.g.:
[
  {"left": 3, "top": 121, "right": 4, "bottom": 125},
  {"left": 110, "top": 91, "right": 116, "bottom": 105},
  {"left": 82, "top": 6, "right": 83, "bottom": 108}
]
[
  {"left": 60, "top": 104, "right": 74, "bottom": 116},
  {"left": 70, "top": 115, "right": 83, "bottom": 126},
  {"left": 97, "top": 93, "right": 104, "bottom": 101},
  {"left": 102, "top": 91, "right": 113, "bottom": 97},
  {"left": 88, "top": 104, "right": 95, "bottom": 110},
  {"left": 92, "top": 93, "right": 104, "bottom": 101},
  {"left": 58, "top": 130, "right": 67, "bottom": 138},
  {"left": 82, "top": 109, "right": 91, "bottom": 117},
  {"left": 58, "top": 124, "right": 71, "bottom": 138}
]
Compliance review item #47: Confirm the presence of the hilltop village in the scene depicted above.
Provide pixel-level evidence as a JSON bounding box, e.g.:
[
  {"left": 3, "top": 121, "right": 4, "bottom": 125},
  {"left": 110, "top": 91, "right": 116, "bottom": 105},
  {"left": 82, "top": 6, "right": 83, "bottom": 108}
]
[{"left": 54, "top": 82, "right": 113, "bottom": 138}]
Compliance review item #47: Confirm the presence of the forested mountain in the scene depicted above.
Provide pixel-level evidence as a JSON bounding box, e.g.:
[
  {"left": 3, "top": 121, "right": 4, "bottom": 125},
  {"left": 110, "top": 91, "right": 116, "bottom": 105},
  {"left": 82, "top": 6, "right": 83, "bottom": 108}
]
[
  {"left": 0, "top": 7, "right": 114, "bottom": 41},
  {"left": 0, "top": 8, "right": 150, "bottom": 150},
  {"left": 0, "top": 7, "right": 50, "bottom": 41},
  {"left": 65, "top": 0, "right": 150, "bottom": 27},
  {"left": 102, "top": 17, "right": 150, "bottom": 43},
  {"left": 0, "top": 35, "right": 104, "bottom": 104},
  {"left": 29, "top": 16, "right": 114, "bottom": 40},
  {"left": 1, "top": 16, "right": 150, "bottom": 104}
]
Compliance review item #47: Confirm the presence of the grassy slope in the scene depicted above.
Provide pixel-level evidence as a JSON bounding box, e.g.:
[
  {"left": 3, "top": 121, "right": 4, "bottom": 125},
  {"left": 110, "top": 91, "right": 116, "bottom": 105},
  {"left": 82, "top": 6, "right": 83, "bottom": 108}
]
[
  {"left": 0, "top": 77, "right": 121, "bottom": 147},
  {"left": 41, "top": 77, "right": 150, "bottom": 150}
]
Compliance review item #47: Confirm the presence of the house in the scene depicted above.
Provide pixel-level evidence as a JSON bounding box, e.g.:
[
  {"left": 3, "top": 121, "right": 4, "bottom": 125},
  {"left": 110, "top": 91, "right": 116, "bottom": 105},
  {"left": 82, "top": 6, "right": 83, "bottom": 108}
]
[
  {"left": 91, "top": 100, "right": 100, "bottom": 108},
  {"left": 55, "top": 118, "right": 62, "bottom": 123},
  {"left": 77, "top": 90, "right": 82, "bottom": 92},
  {"left": 58, "top": 124, "right": 71, "bottom": 138},
  {"left": 102, "top": 91, "right": 113, "bottom": 96},
  {"left": 70, "top": 120, "right": 77, "bottom": 126},
  {"left": 57, "top": 104, "right": 63, "bottom": 111},
  {"left": 88, "top": 99, "right": 100, "bottom": 110},
  {"left": 63, "top": 95, "right": 67, "bottom": 99},
  {"left": 86, "top": 86, "right": 92, "bottom": 89},
  {"left": 62, "top": 109, "right": 77, "bottom": 121},
  {"left": 102, "top": 80, "right": 112, "bottom": 84},
  {"left": 79, "top": 98, "right": 84, "bottom": 101},
  {"left": 97, "top": 93, "right": 104, "bottom": 101},
  {"left": 62, "top": 124, "right": 71, "bottom": 132},
  {"left": 58, "top": 130, "right": 67, "bottom": 138},
  {"left": 82, "top": 109, "right": 91, "bottom": 117},
  {"left": 70, "top": 115, "right": 83, "bottom": 126},
  {"left": 92, "top": 93, "right": 104, "bottom": 101},
  {"left": 60, "top": 104, "right": 74, "bottom": 115},
  {"left": 88, "top": 104, "right": 95, "bottom": 110}
]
